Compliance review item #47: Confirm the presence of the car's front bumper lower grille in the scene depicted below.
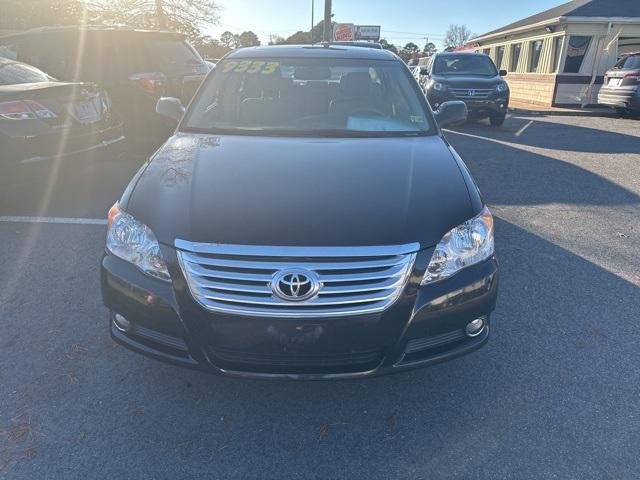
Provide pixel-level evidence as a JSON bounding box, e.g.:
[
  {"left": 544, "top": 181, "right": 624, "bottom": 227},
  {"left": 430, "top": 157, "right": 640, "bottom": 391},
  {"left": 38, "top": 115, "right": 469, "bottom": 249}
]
[
  {"left": 176, "top": 241, "right": 419, "bottom": 317},
  {"left": 450, "top": 88, "right": 494, "bottom": 100}
]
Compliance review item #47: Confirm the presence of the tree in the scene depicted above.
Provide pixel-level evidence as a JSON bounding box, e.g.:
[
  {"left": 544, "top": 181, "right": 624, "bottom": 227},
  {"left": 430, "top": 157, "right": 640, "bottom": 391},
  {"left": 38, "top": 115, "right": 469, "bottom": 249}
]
[
  {"left": 398, "top": 42, "right": 419, "bottom": 63},
  {"left": 220, "top": 30, "right": 238, "bottom": 49},
  {"left": 443, "top": 24, "right": 473, "bottom": 50},
  {"left": 237, "top": 31, "right": 260, "bottom": 48},
  {"left": 0, "top": 0, "right": 86, "bottom": 30},
  {"left": 283, "top": 19, "right": 328, "bottom": 45},
  {"left": 379, "top": 39, "right": 399, "bottom": 55},
  {"left": 192, "top": 35, "right": 229, "bottom": 59},
  {"left": 422, "top": 41, "right": 437, "bottom": 57},
  {"left": 268, "top": 34, "right": 286, "bottom": 46},
  {"left": 85, "top": 0, "right": 220, "bottom": 40}
]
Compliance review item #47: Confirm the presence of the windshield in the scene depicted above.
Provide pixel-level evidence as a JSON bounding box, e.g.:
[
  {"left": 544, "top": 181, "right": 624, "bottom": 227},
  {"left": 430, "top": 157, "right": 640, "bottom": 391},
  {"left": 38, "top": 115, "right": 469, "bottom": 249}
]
[
  {"left": 183, "top": 57, "right": 432, "bottom": 137},
  {"left": 146, "top": 37, "right": 204, "bottom": 74},
  {"left": 433, "top": 55, "right": 498, "bottom": 76},
  {"left": 0, "top": 61, "right": 50, "bottom": 85},
  {"left": 614, "top": 55, "right": 640, "bottom": 70}
]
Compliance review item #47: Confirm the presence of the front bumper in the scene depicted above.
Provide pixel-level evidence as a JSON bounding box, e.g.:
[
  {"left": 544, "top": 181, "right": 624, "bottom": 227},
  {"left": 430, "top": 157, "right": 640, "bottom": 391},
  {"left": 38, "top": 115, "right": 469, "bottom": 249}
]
[
  {"left": 427, "top": 90, "right": 509, "bottom": 116},
  {"left": 2, "top": 119, "right": 124, "bottom": 166},
  {"left": 102, "top": 247, "right": 498, "bottom": 380}
]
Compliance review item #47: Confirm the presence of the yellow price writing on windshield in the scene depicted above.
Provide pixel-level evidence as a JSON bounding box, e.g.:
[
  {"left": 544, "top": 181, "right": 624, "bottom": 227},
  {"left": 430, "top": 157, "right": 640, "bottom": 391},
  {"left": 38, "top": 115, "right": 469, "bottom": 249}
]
[{"left": 221, "top": 61, "right": 280, "bottom": 75}]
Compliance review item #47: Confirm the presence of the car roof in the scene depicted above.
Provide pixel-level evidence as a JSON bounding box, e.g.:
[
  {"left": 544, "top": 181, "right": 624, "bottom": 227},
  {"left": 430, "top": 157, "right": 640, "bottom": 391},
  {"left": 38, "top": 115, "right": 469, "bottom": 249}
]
[
  {"left": 225, "top": 44, "right": 398, "bottom": 61},
  {"left": 435, "top": 52, "right": 488, "bottom": 58},
  {"left": 0, "top": 25, "right": 184, "bottom": 39}
]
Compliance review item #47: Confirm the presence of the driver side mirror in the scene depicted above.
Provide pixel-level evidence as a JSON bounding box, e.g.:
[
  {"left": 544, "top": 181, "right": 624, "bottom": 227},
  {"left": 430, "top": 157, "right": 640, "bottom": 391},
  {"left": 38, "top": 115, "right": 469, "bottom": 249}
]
[
  {"left": 156, "top": 97, "right": 186, "bottom": 123},
  {"left": 434, "top": 101, "right": 467, "bottom": 128},
  {"left": 499, "top": 69, "right": 508, "bottom": 77},
  {"left": 420, "top": 66, "right": 430, "bottom": 76}
]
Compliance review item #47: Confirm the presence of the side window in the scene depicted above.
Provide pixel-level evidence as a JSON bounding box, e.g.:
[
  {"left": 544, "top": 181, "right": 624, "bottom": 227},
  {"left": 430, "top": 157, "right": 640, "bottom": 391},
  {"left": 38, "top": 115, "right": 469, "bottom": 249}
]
[
  {"left": 496, "top": 46, "right": 505, "bottom": 70},
  {"left": 529, "top": 40, "right": 543, "bottom": 72},
  {"left": 563, "top": 36, "right": 591, "bottom": 73},
  {"left": 511, "top": 43, "right": 522, "bottom": 72},
  {"left": 551, "top": 37, "right": 564, "bottom": 73},
  {"left": 0, "top": 41, "right": 18, "bottom": 60},
  {"left": 17, "top": 34, "right": 69, "bottom": 79}
]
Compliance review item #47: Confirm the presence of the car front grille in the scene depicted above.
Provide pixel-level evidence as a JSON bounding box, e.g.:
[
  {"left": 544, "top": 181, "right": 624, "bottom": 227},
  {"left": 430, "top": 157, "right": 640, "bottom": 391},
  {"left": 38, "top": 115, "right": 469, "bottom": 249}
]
[
  {"left": 450, "top": 88, "right": 494, "bottom": 100},
  {"left": 176, "top": 240, "right": 419, "bottom": 317}
]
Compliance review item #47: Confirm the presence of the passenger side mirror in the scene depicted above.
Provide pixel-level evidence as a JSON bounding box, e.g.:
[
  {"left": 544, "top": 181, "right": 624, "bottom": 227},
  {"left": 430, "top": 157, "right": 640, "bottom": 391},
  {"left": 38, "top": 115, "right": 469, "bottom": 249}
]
[
  {"left": 156, "top": 97, "right": 186, "bottom": 123},
  {"left": 434, "top": 101, "right": 467, "bottom": 128},
  {"left": 420, "top": 66, "right": 429, "bottom": 76},
  {"left": 499, "top": 69, "right": 508, "bottom": 77}
]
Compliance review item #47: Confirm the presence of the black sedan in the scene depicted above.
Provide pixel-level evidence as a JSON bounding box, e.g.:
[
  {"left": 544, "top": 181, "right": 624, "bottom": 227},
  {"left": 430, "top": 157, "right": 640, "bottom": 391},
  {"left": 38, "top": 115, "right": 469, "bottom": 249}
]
[
  {"left": 0, "top": 57, "right": 123, "bottom": 165},
  {"left": 101, "top": 45, "right": 498, "bottom": 379}
]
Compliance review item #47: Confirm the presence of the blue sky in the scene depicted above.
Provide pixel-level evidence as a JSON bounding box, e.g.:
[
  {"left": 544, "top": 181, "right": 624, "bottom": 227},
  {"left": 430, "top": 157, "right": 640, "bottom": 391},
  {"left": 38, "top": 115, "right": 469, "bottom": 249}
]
[{"left": 209, "top": 0, "right": 567, "bottom": 48}]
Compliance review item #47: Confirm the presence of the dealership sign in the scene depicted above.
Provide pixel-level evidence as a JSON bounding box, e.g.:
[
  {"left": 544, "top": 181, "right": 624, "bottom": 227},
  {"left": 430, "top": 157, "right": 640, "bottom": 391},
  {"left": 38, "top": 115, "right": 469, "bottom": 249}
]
[{"left": 333, "top": 24, "right": 381, "bottom": 42}]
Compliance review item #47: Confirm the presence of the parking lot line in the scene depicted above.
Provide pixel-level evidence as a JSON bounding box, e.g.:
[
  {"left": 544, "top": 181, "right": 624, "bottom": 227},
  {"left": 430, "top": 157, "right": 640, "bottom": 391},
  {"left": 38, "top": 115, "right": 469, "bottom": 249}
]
[
  {"left": 515, "top": 120, "right": 534, "bottom": 137},
  {"left": 0, "top": 216, "right": 106, "bottom": 225}
]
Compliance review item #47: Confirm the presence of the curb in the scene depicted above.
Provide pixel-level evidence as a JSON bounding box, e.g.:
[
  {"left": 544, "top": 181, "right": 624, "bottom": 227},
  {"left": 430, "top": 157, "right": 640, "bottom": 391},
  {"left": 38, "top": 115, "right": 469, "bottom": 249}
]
[{"left": 508, "top": 106, "right": 615, "bottom": 117}]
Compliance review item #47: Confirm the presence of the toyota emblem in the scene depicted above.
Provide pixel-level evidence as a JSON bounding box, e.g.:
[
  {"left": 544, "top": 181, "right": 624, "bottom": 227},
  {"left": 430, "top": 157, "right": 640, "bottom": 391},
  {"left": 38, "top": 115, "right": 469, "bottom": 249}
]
[{"left": 272, "top": 269, "right": 320, "bottom": 302}]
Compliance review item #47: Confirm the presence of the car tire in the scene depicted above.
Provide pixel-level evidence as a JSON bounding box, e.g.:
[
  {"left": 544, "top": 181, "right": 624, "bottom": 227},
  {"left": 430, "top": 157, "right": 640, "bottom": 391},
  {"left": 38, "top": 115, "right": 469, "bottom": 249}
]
[
  {"left": 615, "top": 108, "right": 631, "bottom": 118},
  {"left": 489, "top": 113, "right": 506, "bottom": 127}
]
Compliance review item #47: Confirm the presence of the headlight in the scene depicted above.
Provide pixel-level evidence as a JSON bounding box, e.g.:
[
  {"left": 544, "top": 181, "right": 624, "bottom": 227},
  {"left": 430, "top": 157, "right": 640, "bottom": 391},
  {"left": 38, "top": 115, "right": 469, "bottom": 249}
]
[
  {"left": 428, "top": 80, "right": 447, "bottom": 92},
  {"left": 421, "top": 206, "right": 494, "bottom": 285},
  {"left": 495, "top": 82, "right": 509, "bottom": 93},
  {"left": 106, "top": 203, "right": 170, "bottom": 281}
]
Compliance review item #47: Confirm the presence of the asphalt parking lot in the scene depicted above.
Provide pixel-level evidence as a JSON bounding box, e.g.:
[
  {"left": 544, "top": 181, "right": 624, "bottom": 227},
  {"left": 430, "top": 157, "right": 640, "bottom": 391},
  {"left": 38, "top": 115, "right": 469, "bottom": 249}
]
[{"left": 1, "top": 114, "right": 639, "bottom": 479}]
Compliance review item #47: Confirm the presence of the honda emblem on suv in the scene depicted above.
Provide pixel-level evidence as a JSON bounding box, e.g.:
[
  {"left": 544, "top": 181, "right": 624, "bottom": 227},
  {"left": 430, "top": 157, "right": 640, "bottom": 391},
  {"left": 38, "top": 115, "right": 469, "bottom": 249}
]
[
  {"left": 272, "top": 269, "right": 320, "bottom": 302},
  {"left": 468, "top": 89, "right": 476, "bottom": 97}
]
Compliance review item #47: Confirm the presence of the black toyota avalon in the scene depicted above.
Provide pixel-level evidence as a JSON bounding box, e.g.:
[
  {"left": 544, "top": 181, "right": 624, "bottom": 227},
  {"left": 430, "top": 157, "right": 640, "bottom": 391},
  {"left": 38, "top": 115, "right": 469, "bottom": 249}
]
[
  {"left": 423, "top": 52, "right": 509, "bottom": 126},
  {"left": 101, "top": 45, "right": 499, "bottom": 379}
]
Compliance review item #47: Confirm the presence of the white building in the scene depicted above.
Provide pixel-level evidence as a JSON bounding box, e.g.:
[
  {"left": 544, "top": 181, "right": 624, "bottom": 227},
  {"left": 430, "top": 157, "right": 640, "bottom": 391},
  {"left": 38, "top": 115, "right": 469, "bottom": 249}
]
[{"left": 470, "top": 0, "right": 640, "bottom": 107}]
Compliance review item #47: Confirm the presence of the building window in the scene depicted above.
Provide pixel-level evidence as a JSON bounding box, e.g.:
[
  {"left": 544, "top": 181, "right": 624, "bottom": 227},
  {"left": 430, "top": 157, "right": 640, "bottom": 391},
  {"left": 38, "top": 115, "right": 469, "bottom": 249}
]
[
  {"left": 551, "top": 36, "right": 564, "bottom": 72},
  {"left": 529, "top": 40, "right": 543, "bottom": 72},
  {"left": 496, "top": 45, "right": 505, "bottom": 70},
  {"left": 511, "top": 43, "right": 522, "bottom": 71},
  {"left": 483, "top": 48, "right": 490, "bottom": 56},
  {"left": 563, "top": 35, "right": 591, "bottom": 73}
]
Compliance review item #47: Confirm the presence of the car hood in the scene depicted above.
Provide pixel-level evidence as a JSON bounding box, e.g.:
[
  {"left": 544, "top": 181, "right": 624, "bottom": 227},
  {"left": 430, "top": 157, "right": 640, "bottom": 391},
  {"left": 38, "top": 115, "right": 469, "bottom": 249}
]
[
  {"left": 432, "top": 75, "right": 502, "bottom": 89},
  {"left": 125, "top": 133, "right": 475, "bottom": 249}
]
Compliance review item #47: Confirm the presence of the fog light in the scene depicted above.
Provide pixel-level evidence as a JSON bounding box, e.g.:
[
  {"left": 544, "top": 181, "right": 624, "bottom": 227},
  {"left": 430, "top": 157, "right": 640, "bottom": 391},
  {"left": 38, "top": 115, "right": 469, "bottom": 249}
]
[
  {"left": 113, "top": 313, "right": 131, "bottom": 332},
  {"left": 466, "top": 318, "right": 485, "bottom": 337}
]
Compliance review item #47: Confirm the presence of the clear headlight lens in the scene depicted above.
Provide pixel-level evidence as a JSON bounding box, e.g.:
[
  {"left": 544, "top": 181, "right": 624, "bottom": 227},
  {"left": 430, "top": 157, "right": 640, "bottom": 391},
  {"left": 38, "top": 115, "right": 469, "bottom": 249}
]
[
  {"left": 428, "top": 80, "right": 447, "bottom": 92},
  {"left": 106, "top": 203, "right": 170, "bottom": 282},
  {"left": 421, "top": 206, "right": 494, "bottom": 285},
  {"left": 495, "top": 82, "right": 509, "bottom": 93}
]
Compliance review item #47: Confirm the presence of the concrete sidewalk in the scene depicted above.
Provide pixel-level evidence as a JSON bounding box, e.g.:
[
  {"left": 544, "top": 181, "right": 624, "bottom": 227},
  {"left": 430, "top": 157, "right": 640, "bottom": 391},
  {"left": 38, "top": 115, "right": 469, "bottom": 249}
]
[{"left": 508, "top": 101, "right": 614, "bottom": 117}]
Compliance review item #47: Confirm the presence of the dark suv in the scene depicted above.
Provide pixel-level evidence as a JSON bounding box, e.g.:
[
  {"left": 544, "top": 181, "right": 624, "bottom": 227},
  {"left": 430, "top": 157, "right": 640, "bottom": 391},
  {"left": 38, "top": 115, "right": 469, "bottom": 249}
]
[
  {"left": 423, "top": 52, "right": 509, "bottom": 126},
  {"left": 598, "top": 53, "right": 640, "bottom": 117},
  {"left": 0, "top": 26, "right": 208, "bottom": 146}
]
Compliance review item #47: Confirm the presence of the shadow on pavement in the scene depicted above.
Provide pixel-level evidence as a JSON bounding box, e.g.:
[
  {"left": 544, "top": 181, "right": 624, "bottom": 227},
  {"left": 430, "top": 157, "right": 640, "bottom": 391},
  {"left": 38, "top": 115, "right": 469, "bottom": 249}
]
[
  {"left": 451, "top": 115, "right": 640, "bottom": 154},
  {"left": 444, "top": 128, "right": 640, "bottom": 207},
  {"left": 74, "top": 218, "right": 637, "bottom": 479},
  {"left": 2, "top": 218, "right": 636, "bottom": 478}
]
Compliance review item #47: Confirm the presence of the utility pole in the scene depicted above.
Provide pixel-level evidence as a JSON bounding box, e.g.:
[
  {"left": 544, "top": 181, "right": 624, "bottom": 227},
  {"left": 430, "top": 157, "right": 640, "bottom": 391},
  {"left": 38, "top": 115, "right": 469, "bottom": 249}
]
[
  {"left": 155, "top": 0, "right": 167, "bottom": 29},
  {"left": 323, "top": 0, "right": 332, "bottom": 42},
  {"left": 311, "top": 0, "right": 314, "bottom": 44}
]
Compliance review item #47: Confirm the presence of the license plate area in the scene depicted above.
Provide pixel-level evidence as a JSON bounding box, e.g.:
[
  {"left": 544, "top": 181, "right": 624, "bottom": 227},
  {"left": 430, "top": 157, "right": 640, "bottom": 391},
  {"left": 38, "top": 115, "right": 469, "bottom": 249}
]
[
  {"left": 608, "top": 78, "right": 623, "bottom": 87},
  {"left": 72, "top": 99, "right": 100, "bottom": 124}
]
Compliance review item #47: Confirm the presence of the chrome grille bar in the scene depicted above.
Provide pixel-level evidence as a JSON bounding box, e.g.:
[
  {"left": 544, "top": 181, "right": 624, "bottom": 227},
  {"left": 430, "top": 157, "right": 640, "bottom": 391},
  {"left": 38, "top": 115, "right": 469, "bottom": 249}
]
[
  {"left": 176, "top": 240, "right": 419, "bottom": 317},
  {"left": 449, "top": 88, "right": 493, "bottom": 100}
]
